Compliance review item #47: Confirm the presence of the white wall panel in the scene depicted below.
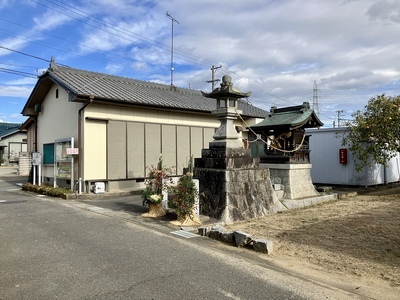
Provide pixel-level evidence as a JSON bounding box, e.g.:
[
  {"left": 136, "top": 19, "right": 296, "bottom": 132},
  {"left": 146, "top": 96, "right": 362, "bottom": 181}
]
[{"left": 308, "top": 128, "right": 400, "bottom": 186}]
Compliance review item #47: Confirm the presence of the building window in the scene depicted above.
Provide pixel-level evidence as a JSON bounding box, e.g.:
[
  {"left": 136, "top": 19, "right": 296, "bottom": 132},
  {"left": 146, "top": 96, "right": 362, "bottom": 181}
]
[{"left": 56, "top": 89, "right": 59, "bottom": 99}]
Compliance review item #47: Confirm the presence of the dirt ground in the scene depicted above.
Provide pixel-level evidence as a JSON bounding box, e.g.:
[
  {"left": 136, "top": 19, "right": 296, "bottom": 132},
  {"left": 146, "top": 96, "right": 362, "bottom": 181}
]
[{"left": 225, "top": 187, "right": 400, "bottom": 297}]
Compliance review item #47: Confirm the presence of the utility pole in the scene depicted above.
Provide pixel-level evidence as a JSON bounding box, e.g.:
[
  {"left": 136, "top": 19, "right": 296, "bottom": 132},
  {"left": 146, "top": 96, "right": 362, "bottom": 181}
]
[
  {"left": 312, "top": 81, "right": 320, "bottom": 116},
  {"left": 166, "top": 12, "right": 179, "bottom": 89},
  {"left": 336, "top": 110, "right": 345, "bottom": 127},
  {"left": 206, "top": 65, "right": 222, "bottom": 90}
]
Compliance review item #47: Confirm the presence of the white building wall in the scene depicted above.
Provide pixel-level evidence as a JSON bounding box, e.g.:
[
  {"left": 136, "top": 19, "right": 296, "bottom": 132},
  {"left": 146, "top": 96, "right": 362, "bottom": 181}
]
[
  {"left": 37, "top": 84, "right": 83, "bottom": 179},
  {"left": 308, "top": 127, "right": 400, "bottom": 186},
  {"left": 0, "top": 132, "right": 27, "bottom": 164}
]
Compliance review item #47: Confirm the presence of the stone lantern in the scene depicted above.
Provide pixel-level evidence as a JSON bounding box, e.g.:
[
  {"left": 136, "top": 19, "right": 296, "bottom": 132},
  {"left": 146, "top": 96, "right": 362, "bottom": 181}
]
[
  {"left": 194, "top": 75, "right": 281, "bottom": 224},
  {"left": 202, "top": 75, "right": 251, "bottom": 149}
]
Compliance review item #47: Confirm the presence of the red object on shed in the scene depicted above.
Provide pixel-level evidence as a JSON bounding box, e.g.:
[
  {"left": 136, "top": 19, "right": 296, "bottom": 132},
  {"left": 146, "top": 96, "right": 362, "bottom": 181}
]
[{"left": 339, "top": 148, "right": 347, "bottom": 164}]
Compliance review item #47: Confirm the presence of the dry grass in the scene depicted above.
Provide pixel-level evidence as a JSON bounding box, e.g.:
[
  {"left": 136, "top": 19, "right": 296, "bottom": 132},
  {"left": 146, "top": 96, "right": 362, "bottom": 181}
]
[{"left": 226, "top": 190, "right": 400, "bottom": 288}]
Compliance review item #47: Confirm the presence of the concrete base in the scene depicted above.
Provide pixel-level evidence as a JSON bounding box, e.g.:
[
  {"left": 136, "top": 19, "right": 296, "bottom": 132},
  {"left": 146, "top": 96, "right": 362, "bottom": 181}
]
[
  {"left": 261, "top": 163, "right": 319, "bottom": 199},
  {"left": 280, "top": 194, "right": 337, "bottom": 210}
]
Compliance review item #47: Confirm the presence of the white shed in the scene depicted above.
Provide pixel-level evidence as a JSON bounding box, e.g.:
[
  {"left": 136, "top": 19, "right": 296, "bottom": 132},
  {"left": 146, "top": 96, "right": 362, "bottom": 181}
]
[{"left": 307, "top": 127, "right": 400, "bottom": 186}]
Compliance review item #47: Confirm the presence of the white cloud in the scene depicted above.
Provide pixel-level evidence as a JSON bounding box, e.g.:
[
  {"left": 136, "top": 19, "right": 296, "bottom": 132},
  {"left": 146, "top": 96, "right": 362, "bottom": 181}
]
[
  {"left": 0, "top": 85, "right": 32, "bottom": 97},
  {"left": 0, "top": 36, "right": 31, "bottom": 56},
  {"left": 33, "top": 10, "right": 73, "bottom": 31},
  {"left": 4, "top": 77, "right": 37, "bottom": 85},
  {"left": 1, "top": 0, "right": 400, "bottom": 126}
]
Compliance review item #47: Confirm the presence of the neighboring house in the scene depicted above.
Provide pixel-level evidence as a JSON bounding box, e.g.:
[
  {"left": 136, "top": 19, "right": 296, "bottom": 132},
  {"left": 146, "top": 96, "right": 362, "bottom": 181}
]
[
  {"left": 307, "top": 127, "right": 400, "bottom": 186},
  {"left": 21, "top": 58, "right": 268, "bottom": 192},
  {"left": 0, "top": 123, "right": 27, "bottom": 165}
]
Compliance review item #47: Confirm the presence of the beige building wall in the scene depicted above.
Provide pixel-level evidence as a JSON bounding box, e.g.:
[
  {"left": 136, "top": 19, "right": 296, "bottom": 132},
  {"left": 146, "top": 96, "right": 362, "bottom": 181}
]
[
  {"left": 34, "top": 90, "right": 262, "bottom": 192},
  {"left": 81, "top": 103, "right": 253, "bottom": 191}
]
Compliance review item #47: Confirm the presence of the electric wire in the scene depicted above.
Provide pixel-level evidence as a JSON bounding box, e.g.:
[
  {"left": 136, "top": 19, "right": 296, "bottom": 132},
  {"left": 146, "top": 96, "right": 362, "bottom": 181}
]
[
  {"left": 0, "top": 67, "right": 37, "bottom": 78},
  {"left": 1, "top": 1, "right": 398, "bottom": 125}
]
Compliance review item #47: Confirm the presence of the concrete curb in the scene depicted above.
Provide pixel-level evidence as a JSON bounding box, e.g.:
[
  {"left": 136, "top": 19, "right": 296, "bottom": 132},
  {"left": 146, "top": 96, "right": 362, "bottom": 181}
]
[{"left": 280, "top": 194, "right": 338, "bottom": 210}]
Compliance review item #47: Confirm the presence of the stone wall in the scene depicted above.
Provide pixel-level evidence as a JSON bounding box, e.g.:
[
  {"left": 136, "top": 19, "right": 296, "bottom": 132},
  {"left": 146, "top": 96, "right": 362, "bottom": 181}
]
[
  {"left": 194, "top": 167, "right": 282, "bottom": 224},
  {"left": 262, "top": 163, "right": 319, "bottom": 199}
]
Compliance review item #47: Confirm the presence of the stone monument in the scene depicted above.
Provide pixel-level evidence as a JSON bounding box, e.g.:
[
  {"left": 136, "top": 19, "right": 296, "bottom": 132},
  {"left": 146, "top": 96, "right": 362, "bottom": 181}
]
[{"left": 194, "top": 75, "right": 281, "bottom": 224}]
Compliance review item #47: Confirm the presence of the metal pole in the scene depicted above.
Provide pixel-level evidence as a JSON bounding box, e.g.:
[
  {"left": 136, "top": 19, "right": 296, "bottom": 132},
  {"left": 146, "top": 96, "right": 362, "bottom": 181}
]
[{"left": 166, "top": 12, "right": 179, "bottom": 87}]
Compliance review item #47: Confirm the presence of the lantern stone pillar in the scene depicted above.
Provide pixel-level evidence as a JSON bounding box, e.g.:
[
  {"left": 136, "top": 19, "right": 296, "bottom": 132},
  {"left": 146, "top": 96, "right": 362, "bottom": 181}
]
[{"left": 194, "top": 75, "right": 282, "bottom": 224}]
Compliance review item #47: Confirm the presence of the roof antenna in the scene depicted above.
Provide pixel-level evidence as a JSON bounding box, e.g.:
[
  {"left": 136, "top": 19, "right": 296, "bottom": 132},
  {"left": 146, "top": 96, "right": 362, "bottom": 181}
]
[{"left": 166, "top": 11, "right": 179, "bottom": 90}]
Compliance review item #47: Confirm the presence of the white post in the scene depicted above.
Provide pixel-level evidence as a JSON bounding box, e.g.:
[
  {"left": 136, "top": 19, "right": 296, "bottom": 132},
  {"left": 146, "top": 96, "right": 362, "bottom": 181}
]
[
  {"left": 194, "top": 179, "right": 200, "bottom": 217},
  {"left": 78, "top": 177, "right": 82, "bottom": 195},
  {"left": 33, "top": 165, "right": 36, "bottom": 185},
  {"left": 38, "top": 164, "right": 41, "bottom": 186}
]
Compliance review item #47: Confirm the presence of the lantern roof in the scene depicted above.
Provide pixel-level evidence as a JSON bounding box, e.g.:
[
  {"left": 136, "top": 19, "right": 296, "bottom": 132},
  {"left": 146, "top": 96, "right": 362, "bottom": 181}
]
[{"left": 202, "top": 75, "right": 251, "bottom": 99}]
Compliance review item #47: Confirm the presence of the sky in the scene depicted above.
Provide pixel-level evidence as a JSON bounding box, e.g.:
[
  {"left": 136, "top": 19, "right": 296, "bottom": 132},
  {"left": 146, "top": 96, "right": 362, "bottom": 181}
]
[{"left": 1, "top": 0, "right": 400, "bottom": 127}]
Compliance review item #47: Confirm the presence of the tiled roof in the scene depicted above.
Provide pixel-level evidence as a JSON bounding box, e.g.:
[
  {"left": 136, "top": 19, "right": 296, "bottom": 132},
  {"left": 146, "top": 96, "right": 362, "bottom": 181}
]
[
  {"left": 47, "top": 64, "right": 268, "bottom": 118},
  {"left": 250, "top": 102, "right": 323, "bottom": 131},
  {"left": 0, "top": 123, "right": 21, "bottom": 138}
]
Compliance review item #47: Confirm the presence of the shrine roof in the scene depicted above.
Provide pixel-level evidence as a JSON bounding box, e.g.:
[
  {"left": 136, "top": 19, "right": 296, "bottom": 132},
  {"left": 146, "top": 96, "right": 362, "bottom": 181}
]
[{"left": 250, "top": 102, "right": 323, "bottom": 132}]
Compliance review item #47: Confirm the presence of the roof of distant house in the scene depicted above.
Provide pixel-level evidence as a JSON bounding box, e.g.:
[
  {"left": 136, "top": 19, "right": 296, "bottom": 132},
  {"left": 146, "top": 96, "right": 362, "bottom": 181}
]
[
  {"left": 23, "top": 59, "right": 268, "bottom": 119},
  {"left": 0, "top": 123, "right": 22, "bottom": 138}
]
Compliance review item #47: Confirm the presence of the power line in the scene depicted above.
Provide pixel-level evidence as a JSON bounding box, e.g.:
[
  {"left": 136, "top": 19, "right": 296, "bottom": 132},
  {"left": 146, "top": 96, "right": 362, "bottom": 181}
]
[
  {"left": 2, "top": 1, "right": 396, "bottom": 120},
  {"left": 28, "top": 0, "right": 217, "bottom": 70},
  {"left": 0, "top": 67, "right": 37, "bottom": 78},
  {"left": 0, "top": 45, "right": 49, "bottom": 62}
]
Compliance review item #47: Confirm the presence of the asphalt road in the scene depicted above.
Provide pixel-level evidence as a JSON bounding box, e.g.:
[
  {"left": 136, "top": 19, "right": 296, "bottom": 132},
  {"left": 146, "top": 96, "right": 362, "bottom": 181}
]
[{"left": 0, "top": 167, "right": 360, "bottom": 299}]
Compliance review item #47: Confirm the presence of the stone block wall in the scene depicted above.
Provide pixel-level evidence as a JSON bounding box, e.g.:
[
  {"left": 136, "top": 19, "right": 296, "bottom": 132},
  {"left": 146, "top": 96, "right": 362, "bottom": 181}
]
[
  {"left": 263, "top": 163, "right": 319, "bottom": 199},
  {"left": 194, "top": 167, "right": 280, "bottom": 224}
]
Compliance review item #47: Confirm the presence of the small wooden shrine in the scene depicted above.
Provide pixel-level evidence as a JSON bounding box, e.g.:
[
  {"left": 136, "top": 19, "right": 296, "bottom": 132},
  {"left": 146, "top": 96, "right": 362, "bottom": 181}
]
[
  {"left": 249, "top": 102, "right": 323, "bottom": 200},
  {"left": 250, "top": 102, "right": 323, "bottom": 164}
]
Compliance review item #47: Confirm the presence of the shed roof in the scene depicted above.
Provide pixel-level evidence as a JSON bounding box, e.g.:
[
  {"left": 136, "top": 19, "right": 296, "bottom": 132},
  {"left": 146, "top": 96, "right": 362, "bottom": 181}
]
[
  {"left": 250, "top": 102, "right": 323, "bottom": 132},
  {"left": 22, "top": 60, "right": 268, "bottom": 119}
]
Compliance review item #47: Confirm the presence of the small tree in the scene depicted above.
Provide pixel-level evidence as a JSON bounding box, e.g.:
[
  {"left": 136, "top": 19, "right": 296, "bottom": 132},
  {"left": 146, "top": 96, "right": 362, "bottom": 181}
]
[
  {"left": 173, "top": 156, "right": 199, "bottom": 223},
  {"left": 340, "top": 94, "right": 400, "bottom": 172}
]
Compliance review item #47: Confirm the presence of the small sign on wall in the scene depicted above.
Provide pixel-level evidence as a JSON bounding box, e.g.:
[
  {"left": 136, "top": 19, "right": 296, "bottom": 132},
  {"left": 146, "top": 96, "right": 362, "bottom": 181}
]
[{"left": 66, "top": 148, "right": 79, "bottom": 155}]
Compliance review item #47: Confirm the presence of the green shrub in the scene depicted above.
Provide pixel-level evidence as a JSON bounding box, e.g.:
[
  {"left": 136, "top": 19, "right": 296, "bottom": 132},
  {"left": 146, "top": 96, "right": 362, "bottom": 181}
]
[
  {"left": 172, "top": 156, "right": 197, "bottom": 221},
  {"left": 22, "top": 183, "right": 72, "bottom": 198}
]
